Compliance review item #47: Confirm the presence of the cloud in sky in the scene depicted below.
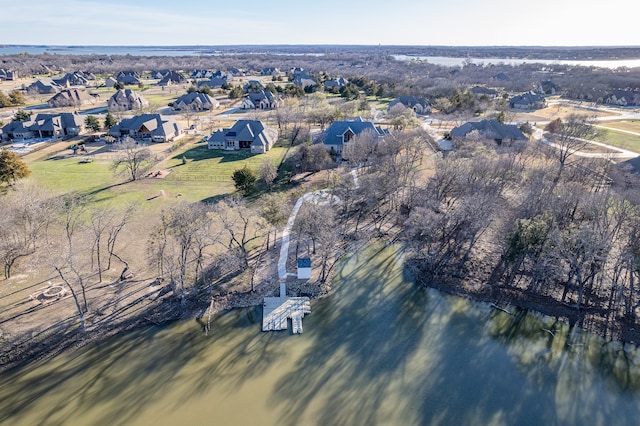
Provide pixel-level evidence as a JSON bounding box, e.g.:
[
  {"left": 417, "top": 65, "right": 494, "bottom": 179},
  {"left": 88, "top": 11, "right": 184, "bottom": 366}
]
[{"left": 1, "top": 0, "right": 637, "bottom": 46}]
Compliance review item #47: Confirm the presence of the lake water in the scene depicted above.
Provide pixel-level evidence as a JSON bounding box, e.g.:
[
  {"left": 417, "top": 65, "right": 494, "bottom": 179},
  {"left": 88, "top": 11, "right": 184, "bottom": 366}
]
[
  {"left": 1, "top": 244, "right": 640, "bottom": 425},
  {"left": 392, "top": 54, "right": 640, "bottom": 69}
]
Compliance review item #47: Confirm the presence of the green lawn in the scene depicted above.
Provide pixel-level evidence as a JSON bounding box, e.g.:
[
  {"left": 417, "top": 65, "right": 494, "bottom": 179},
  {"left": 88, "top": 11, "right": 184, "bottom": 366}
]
[
  {"left": 25, "top": 140, "right": 290, "bottom": 211},
  {"left": 594, "top": 128, "right": 640, "bottom": 153}
]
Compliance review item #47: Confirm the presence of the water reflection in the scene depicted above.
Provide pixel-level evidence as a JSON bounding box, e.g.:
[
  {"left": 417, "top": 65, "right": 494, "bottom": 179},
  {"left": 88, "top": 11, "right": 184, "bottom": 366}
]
[{"left": 1, "top": 244, "right": 640, "bottom": 425}]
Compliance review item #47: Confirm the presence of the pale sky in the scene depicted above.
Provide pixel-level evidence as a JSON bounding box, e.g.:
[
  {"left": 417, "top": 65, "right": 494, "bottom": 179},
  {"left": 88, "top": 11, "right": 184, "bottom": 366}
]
[{"left": 0, "top": 0, "right": 637, "bottom": 46}]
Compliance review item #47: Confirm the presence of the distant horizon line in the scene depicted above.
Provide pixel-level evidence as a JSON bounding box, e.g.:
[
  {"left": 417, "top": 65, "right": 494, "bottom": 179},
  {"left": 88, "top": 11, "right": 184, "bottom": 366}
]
[{"left": 2, "top": 44, "right": 640, "bottom": 49}]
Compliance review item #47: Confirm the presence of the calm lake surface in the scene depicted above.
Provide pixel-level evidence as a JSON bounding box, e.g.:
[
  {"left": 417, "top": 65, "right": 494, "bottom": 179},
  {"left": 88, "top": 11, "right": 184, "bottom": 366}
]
[
  {"left": 2, "top": 244, "right": 640, "bottom": 425},
  {"left": 392, "top": 54, "right": 640, "bottom": 69}
]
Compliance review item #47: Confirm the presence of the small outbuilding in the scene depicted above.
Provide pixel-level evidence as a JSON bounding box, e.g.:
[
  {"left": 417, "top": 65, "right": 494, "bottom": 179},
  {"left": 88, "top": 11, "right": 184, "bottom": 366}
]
[{"left": 297, "top": 258, "right": 311, "bottom": 280}]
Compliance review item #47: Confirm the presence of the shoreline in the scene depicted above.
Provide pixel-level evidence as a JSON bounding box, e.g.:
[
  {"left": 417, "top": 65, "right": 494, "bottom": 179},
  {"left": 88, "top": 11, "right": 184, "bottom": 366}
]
[{"left": 3, "top": 257, "right": 640, "bottom": 374}]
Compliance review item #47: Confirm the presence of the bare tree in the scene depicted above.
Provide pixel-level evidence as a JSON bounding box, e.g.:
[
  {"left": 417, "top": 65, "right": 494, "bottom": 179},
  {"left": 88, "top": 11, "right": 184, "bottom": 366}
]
[
  {"left": 259, "top": 157, "right": 278, "bottom": 190},
  {"left": 544, "top": 114, "right": 597, "bottom": 170},
  {"left": 111, "top": 138, "right": 154, "bottom": 181},
  {"left": 260, "top": 192, "right": 290, "bottom": 250},
  {"left": 0, "top": 184, "right": 55, "bottom": 279}
]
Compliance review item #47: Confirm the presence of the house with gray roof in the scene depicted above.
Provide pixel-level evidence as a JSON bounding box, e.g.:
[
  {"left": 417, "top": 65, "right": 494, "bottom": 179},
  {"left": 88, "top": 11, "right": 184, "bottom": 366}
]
[
  {"left": 388, "top": 96, "right": 432, "bottom": 115},
  {"left": 108, "top": 114, "right": 183, "bottom": 142},
  {"left": 107, "top": 89, "right": 149, "bottom": 112},
  {"left": 292, "top": 71, "right": 317, "bottom": 89},
  {"left": 323, "top": 77, "right": 348, "bottom": 91},
  {"left": 1, "top": 112, "right": 83, "bottom": 141},
  {"left": 470, "top": 86, "right": 500, "bottom": 98},
  {"left": 509, "top": 91, "right": 546, "bottom": 110},
  {"left": 173, "top": 92, "right": 219, "bottom": 111},
  {"left": 0, "top": 69, "right": 17, "bottom": 81},
  {"left": 47, "top": 89, "right": 98, "bottom": 108},
  {"left": 158, "top": 71, "right": 187, "bottom": 87},
  {"left": 207, "top": 120, "right": 277, "bottom": 154},
  {"left": 53, "top": 72, "right": 90, "bottom": 87},
  {"left": 319, "top": 117, "right": 389, "bottom": 155},
  {"left": 197, "top": 75, "right": 228, "bottom": 89},
  {"left": 116, "top": 71, "right": 141, "bottom": 85},
  {"left": 241, "top": 91, "right": 281, "bottom": 110},
  {"left": 26, "top": 78, "right": 61, "bottom": 94},
  {"left": 604, "top": 90, "right": 640, "bottom": 107},
  {"left": 243, "top": 80, "right": 265, "bottom": 93},
  {"left": 450, "top": 119, "right": 528, "bottom": 145}
]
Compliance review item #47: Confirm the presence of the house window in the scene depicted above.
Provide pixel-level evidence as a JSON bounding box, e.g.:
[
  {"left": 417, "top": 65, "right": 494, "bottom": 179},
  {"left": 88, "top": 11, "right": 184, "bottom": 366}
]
[
  {"left": 343, "top": 129, "right": 354, "bottom": 143},
  {"left": 226, "top": 140, "right": 235, "bottom": 149}
]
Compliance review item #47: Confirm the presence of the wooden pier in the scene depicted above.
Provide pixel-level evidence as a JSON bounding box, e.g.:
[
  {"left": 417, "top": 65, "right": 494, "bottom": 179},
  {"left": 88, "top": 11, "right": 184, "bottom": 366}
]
[{"left": 262, "top": 283, "right": 311, "bottom": 333}]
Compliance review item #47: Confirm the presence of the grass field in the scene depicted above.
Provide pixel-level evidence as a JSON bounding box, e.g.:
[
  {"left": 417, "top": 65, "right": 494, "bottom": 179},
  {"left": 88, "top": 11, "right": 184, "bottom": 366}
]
[
  {"left": 593, "top": 127, "right": 640, "bottom": 153},
  {"left": 23, "top": 137, "right": 291, "bottom": 211},
  {"left": 598, "top": 120, "right": 640, "bottom": 134}
]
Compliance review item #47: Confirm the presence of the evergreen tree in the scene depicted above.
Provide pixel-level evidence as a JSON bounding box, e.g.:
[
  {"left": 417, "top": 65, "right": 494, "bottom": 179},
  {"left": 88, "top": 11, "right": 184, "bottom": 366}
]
[
  {"left": 13, "top": 110, "right": 31, "bottom": 122},
  {"left": 232, "top": 165, "right": 257, "bottom": 194},
  {"left": 103, "top": 112, "right": 117, "bottom": 130},
  {"left": 9, "top": 90, "right": 25, "bottom": 106},
  {"left": 0, "top": 148, "right": 31, "bottom": 186},
  {"left": 84, "top": 115, "right": 101, "bottom": 132}
]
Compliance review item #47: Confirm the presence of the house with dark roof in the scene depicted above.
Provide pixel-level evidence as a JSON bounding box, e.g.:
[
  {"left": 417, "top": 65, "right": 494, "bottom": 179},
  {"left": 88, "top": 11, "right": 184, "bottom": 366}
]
[
  {"left": 150, "top": 70, "right": 172, "bottom": 79},
  {"left": 538, "top": 80, "right": 560, "bottom": 95},
  {"left": 108, "top": 114, "right": 183, "bottom": 142},
  {"left": 450, "top": 119, "right": 528, "bottom": 145},
  {"left": 1, "top": 113, "right": 83, "bottom": 141},
  {"left": 261, "top": 67, "right": 280, "bottom": 76},
  {"left": 0, "top": 69, "right": 17, "bottom": 81},
  {"left": 52, "top": 72, "right": 91, "bottom": 87},
  {"left": 243, "top": 80, "right": 265, "bottom": 93},
  {"left": 26, "top": 79, "right": 61, "bottom": 94},
  {"left": 47, "top": 89, "right": 97, "bottom": 108},
  {"left": 388, "top": 96, "right": 432, "bottom": 115},
  {"left": 470, "top": 86, "right": 500, "bottom": 98},
  {"left": 107, "top": 89, "right": 149, "bottom": 111},
  {"left": 207, "top": 120, "right": 277, "bottom": 154},
  {"left": 509, "top": 92, "right": 546, "bottom": 110},
  {"left": 319, "top": 117, "right": 388, "bottom": 155},
  {"left": 241, "top": 91, "right": 281, "bottom": 110},
  {"left": 173, "top": 92, "right": 219, "bottom": 111},
  {"left": 116, "top": 71, "right": 141, "bottom": 85},
  {"left": 197, "top": 75, "right": 228, "bottom": 89},
  {"left": 323, "top": 77, "right": 347, "bottom": 91},
  {"left": 292, "top": 71, "right": 317, "bottom": 89},
  {"left": 603, "top": 90, "right": 640, "bottom": 107},
  {"left": 158, "top": 71, "right": 187, "bottom": 87}
]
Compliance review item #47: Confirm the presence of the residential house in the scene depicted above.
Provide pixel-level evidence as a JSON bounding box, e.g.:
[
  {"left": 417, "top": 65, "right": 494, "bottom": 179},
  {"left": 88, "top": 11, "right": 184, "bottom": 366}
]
[
  {"left": 173, "top": 92, "right": 219, "bottom": 111},
  {"left": 240, "top": 91, "right": 281, "bottom": 110},
  {"left": 104, "top": 76, "right": 118, "bottom": 88},
  {"left": 243, "top": 80, "right": 265, "bottom": 93},
  {"left": 116, "top": 71, "right": 141, "bottom": 85},
  {"left": 604, "top": 90, "right": 640, "bottom": 107},
  {"left": 207, "top": 120, "right": 277, "bottom": 154},
  {"left": 227, "top": 67, "right": 246, "bottom": 76},
  {"left": 197, "top": 75, "right": 228, "bottom": 89},
  {"left": 388, "top": 96, "right": 432, "bottom": 115},
  {"left": 150, "top": 69, "right": 172, "bottom": 79},
  {"left": 0, "top": 69, "right": 18, "bottom": 81},
  {"left": 323, "top": 77, "right": 347, "bottom": 91},
  {"left": 108, "top": 114, "right": 183, "bottom": 142},
  {"left": 157, "top": 71, "right": 187, "bottom": 86},
  {"left": 47, "top": 89, "right": 97, "bottom": 107},
  {"left": 493, "top": 72, "right": 510, "bottom": 82},
  {"left": 26, "top": 78, "right": 61, "bottom": 94},
  {"left": 53, "top": 72, "right": 90, "bottom": 87},
  {"left": 107, "top": 89, "right": 149, "bottom": 111},
  {"left": 470, "top": 86, "right": 500, "bottom": 98},
  {"left": 1, "top": 112, "right": 83, "bottom": 141},
  {"left": 450, "top": 119, "right": 528, "bottom": 145},
  {"left": 292, "top": 70, "right": 317, "bottom": 89},
  {"left": 319, "top": 117, "right": 388, "bottom": 155},
  {"left": 509, "top": 91, "right": 546, "bottom": 110},
  {"left": 538, "top": 80, "right": 560, "bottom": 95},
  {"left": 261, "top": 67, "right": 280, "bottom": 76}
]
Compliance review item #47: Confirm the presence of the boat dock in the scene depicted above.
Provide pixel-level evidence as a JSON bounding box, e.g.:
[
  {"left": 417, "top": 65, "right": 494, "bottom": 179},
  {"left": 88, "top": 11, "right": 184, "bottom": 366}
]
[{"left": 262, "top": 283, "right": 311, "bottom": 333}]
